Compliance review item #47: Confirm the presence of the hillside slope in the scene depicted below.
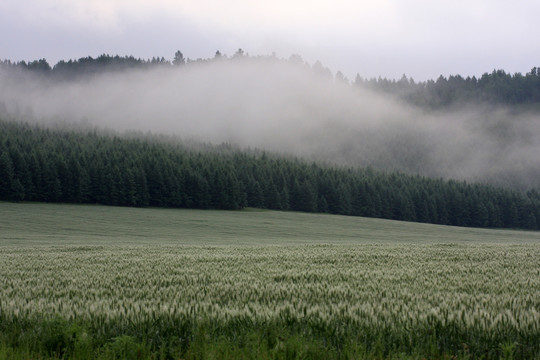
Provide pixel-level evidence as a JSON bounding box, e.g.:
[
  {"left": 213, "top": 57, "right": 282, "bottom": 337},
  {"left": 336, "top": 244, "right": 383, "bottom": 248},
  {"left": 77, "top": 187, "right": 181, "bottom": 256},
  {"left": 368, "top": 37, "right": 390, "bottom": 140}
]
[{"left": 1, "top": 120, "right": 539, "bottom": 230}]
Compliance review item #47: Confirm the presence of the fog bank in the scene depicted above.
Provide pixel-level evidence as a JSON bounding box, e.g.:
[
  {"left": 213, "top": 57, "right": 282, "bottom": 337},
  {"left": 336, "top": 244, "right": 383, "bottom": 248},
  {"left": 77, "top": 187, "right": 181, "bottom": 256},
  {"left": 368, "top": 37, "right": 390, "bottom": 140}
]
[{"left": 1, "top": 59, "right": 539, "bottom": 189}]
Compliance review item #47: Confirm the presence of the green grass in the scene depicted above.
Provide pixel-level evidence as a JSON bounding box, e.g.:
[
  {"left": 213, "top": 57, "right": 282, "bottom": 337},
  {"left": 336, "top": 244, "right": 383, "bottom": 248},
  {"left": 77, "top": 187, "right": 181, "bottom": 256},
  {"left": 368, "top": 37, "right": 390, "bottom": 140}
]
[
  {"left": 1, "top": 202, "right": 538, "bottom": 247},
  {"left": 1, "top": 202, "right": 540, "bottom": 359}
]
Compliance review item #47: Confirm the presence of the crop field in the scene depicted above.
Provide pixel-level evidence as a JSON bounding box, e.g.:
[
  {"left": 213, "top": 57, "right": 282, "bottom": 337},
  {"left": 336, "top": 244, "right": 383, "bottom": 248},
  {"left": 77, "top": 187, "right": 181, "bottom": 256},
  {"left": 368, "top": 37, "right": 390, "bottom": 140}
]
[{"left": 1, "top": 202, "right": 540, "bottom": 359}]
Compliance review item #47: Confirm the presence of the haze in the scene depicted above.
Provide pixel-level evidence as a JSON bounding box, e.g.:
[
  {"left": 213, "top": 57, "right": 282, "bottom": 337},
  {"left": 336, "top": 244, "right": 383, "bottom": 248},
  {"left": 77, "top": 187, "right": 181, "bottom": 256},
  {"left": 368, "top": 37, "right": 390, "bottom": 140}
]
[
  {"left": 1, "top": 0, "right": 540, "bottom": 80},
  {"left": 1, "top": 59, "right": 539, "bottom": 190}
]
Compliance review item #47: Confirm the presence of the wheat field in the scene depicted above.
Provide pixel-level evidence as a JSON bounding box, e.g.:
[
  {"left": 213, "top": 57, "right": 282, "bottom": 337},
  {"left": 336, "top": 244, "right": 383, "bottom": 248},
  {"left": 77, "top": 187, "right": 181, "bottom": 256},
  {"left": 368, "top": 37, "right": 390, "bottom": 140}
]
[{"left": 1, "top": 202, "right": 540, "bottom": 359}]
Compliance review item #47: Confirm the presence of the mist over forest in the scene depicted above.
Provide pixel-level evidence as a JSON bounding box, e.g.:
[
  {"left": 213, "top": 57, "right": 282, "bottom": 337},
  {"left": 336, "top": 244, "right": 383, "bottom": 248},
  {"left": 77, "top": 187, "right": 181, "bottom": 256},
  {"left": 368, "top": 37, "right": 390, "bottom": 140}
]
[{"left": 1, "top": 53, "right": 540, "bottom": 190}]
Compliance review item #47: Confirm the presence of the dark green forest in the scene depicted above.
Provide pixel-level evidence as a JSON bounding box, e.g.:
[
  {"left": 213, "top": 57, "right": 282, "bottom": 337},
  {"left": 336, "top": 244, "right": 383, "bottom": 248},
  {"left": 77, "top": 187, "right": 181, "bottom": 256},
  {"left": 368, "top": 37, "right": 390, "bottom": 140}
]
[
  {"left": 2, "top": 53, "right": 540, "bottom": 230},
  {"left": 1, "top": 119, "right": 539, "bottom": 230},
  {"left": 2, "top": 52, "right": 540, "bottom": 108},
  {"left": 355, "top": 69, "right": 540, "bottom": 109}
]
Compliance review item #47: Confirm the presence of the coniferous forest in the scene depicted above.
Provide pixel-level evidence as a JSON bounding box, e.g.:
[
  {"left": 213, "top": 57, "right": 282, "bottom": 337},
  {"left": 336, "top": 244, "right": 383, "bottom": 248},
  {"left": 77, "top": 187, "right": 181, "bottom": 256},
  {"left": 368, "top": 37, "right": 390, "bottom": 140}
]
[
  {"left": 1, "top": 119, "right": 539, "bottom": 230},
  {"left": 1, "top": 52, "right": 540, "bottom": 230},
  {"left": 2, "top": 52, "right": 540, "bottom": 109}
]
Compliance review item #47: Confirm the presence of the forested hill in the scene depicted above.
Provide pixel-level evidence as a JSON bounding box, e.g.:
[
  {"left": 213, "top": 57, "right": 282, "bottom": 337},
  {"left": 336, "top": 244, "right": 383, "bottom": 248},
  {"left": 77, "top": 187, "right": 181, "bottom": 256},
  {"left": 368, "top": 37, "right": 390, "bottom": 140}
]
[
  {"left": 1, "top": 119, "right": 539, "bottom": 230},
  {"left": 2, "top": 52, "right": 540, "bottom": 109},
  {"left": 355, "top": 68, "right": 540, "bottom": 109}
]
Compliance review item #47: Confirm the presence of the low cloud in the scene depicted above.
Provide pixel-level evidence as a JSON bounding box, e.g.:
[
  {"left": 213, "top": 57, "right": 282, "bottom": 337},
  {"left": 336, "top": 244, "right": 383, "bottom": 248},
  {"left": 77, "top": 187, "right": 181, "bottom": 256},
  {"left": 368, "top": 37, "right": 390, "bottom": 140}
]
[{"left": 1, "top": 58, "right": 539, "bottom": 189}]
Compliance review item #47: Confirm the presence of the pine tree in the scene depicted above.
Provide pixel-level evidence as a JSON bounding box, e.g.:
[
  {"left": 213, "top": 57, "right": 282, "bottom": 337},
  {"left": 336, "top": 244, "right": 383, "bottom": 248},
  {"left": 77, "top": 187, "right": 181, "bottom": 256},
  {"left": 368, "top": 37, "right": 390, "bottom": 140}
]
[{"left": 0, "top": 151, "right": 15, "bottom": 199}]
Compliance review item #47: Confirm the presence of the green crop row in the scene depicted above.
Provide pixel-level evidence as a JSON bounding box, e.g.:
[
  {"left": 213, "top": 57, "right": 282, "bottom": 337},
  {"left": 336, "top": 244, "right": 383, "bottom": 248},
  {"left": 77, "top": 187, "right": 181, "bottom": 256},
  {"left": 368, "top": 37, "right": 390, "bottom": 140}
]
[{"left": 1, "top": 243, "right": 540, "bottom": 359}]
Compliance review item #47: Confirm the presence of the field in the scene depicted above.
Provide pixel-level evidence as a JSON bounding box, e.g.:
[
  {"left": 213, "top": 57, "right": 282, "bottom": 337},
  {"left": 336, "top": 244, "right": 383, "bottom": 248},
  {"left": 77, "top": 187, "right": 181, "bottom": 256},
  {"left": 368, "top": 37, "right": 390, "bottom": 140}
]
[{"left": 1, "top": 202, "right": 540, "bottom": 359}]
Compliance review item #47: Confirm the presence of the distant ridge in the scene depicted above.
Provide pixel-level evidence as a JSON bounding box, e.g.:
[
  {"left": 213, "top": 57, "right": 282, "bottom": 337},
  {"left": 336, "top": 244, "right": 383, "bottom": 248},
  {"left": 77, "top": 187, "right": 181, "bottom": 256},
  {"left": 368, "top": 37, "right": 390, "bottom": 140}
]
[{"left": 2, "top": 52, "right": 540, "bottom": 108}]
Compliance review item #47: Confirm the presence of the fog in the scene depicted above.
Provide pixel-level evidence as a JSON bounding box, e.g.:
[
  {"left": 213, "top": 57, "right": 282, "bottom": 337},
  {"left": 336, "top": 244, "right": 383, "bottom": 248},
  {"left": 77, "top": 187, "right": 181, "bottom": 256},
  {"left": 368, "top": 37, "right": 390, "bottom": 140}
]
[{"left": 1, "top": 59, "right": 539, "bottom": 189}]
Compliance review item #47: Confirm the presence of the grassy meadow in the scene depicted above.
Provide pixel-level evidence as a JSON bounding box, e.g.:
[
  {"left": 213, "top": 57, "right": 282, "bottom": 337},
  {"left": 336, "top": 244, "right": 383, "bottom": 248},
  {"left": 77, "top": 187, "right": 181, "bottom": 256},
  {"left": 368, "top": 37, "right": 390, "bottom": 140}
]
[{"left": 1, "top": 202, "right": 540, "bottom": 359}]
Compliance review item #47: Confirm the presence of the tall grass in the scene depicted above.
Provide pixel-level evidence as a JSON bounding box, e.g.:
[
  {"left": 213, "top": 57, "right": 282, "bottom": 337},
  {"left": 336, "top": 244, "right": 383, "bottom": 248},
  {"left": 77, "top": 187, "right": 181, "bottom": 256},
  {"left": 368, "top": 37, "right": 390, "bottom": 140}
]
[{"left": 1, "top": 202, "right": 540, "bottom": 359}]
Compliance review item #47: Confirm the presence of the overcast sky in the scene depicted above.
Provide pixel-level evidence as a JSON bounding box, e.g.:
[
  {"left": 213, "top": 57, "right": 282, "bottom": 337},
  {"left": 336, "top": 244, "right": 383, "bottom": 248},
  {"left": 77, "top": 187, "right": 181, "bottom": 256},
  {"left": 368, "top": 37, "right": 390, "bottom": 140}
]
[{"left": 1, "top": 0, "right": 539, "bottom": 80}]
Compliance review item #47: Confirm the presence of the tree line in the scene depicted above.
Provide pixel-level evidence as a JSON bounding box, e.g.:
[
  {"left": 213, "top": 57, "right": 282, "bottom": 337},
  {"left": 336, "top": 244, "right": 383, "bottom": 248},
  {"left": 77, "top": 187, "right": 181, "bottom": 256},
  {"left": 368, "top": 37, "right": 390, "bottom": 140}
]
[
  {"left": 1, "top": 119, "right": 539, "bottom": 230},
  {"left": 355, "top": 68, "right": 540, "bottom": 108},
  {"left": 3, "top": 52, "right": 539, "bottom": 109},
  {"left": 0, "top": 50, "right": 324, "bottom": 80},
  {"left": 4, "top": 49, "right": 540, "bottom": 109}
]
